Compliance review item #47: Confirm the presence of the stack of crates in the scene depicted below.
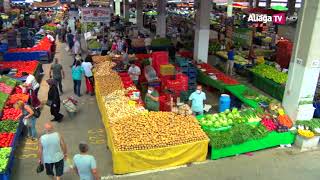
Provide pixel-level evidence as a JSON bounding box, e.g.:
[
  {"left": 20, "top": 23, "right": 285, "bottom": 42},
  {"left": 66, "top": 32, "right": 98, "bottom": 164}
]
[{"left": 175, "top": 57, "right": 197, "bottom": 92}]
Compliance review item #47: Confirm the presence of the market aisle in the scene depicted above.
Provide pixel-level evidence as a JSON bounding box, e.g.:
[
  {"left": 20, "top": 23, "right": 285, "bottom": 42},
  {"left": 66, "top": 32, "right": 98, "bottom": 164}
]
[{"left": 11, "top": 40, "right": 113, "bottom": 180}]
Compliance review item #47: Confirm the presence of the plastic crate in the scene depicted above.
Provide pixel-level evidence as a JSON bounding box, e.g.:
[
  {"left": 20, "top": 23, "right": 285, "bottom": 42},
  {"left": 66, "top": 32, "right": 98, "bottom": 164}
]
[
  {"left": 188, "top": 76, "right": 197, "bottom": 83},
  {"left": 188, "top": 68, "right": 197, "bottom": 73}
]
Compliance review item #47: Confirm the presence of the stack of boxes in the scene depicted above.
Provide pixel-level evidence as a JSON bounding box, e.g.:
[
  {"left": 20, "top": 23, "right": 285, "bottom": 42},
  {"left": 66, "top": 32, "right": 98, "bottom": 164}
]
[{"left": 176, "top": 57, "right": 198, "bottom": 93}]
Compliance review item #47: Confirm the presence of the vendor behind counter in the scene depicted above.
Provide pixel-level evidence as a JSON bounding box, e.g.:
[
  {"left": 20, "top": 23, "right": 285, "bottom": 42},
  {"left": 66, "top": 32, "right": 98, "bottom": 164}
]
[{"left": 144, "top": 86, "right": 159, "bottom": 111}]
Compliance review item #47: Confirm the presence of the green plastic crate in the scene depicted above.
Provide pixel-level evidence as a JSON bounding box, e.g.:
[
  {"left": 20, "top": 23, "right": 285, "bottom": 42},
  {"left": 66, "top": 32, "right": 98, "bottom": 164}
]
[
  {"left": 251, "top": 72, "right": 285, "bottom": 101},
  {"left": 225, "top": 85, "right": 260, "bottom": 109},
  {"left": 210, "top": 131, "right": 296, "bottom": 160}
]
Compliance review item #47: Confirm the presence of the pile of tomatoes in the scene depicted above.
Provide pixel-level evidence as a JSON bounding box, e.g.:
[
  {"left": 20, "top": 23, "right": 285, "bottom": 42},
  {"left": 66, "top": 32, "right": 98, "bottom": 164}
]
[
  {"left": 1, "top": 108, "right": 22, "bottom": 121},
  {"left": 0, "top": 133, "right": 14, "bottom": 147}
]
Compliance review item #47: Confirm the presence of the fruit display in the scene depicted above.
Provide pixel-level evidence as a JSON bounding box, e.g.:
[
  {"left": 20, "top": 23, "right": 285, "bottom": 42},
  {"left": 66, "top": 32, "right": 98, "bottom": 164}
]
[
  {"left": 6, "top": 93, "right": 29, "bottom": 105},
  {"left": 0, "top": 61, "right": 39, "bottom": 77},
  {"left": 104, "top": 90, "right": 143, "bottom": 123},
  {"left": 1, "top": 108, "right": 22, "bottom": 121},
  {"left": 298, "top": 129, "right": 315, "bottom": 138},
  {"left": 110, "top": 112, "right": 208, "bottom": 151},
  {"left": 92, "top": 55, "right": 112, "bottom": 64},
  {"left": 0, "top": 121, "right": 19, "bottom": 133},
  {"left": 251, "top": 64, "right": 288, "bottom": 84},
  {"left": 0, "top": 133, "right": 14, "bottom": 147},
  {"left": 216, "top": 51, "right": 250, "bottom": 65},
  {"left": 0, "top": 147, "right": 11, "bottom": 173},
  {"left": 42, "top": 24, "right": 58, "bottom": 31}
]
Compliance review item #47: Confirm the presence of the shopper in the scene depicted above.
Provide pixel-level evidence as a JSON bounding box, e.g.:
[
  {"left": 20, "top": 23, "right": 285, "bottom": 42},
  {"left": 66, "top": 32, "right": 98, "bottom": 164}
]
[
  {"left": 81, "top": 58, "right": 94, "bottom": 95},
  {"left": 189, "top": 85, "right": 206, "bottom": 116},
  {"left": 128, "top": 61, "right": 141, "bottom": 86},
  {"left": 38, "top": 122, "right": 67, "bottom": 180},
  {"left": 73, "top": 142, "right": 100, "bottom": 180},
  {"left": 144, "top": 86, "right": 159, "bottom": 111},
  {"left": 72, "top": 61, "right": 84, "bottom": 97},
  {"left": 50, "top": 58, "right": 65, "bottom": 94},
  {"left": 47, "top": 79, "right": 64, "bottom": 122},
  {"left": 73, "top": 39, "right": 81, "bottom": 55},
  {"left": 226, "top": 46, "right": 235, "bottom": 76},
  {"left": 100, "top": 39, "right": 109, "bottom": 55},
  {"left": 14, "top": 100, "right": 37, "bottom": 140},
  {"left": 66, "top": 30, "right": 74, "bottom": 51},
  {"left": 22, "top": 72, "right": 40, "bottom": 97},
  {"left": 144, "top": 35, "right": 152, "bottom": 53}
]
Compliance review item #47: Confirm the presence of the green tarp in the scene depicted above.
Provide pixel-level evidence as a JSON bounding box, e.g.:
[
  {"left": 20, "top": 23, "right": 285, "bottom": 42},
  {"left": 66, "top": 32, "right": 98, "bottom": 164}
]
[{"left": 225, "top": 85, "right": 260, "bottom": 109}]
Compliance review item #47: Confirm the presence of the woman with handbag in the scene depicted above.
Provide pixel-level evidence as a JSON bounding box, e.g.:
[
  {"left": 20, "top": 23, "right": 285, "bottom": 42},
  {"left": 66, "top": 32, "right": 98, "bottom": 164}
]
[
  {"left": 14, "top": 100, "right": 37, "bottom": 140},
  {"left": 47, "top": 79, "right": 64, "bottom": 122}
]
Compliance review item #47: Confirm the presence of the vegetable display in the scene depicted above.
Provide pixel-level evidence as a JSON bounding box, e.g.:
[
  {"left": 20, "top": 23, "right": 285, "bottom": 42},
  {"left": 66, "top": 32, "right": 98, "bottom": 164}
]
[
  {"left": 0, "top": 147, "right": 11, "bottom": 173},
  {"left": 0, "top": 61, "right": 39, "bottom": 77},
  {"left": 0, "top": 83, "right": 13, "bottom": 94},
  {"left": 208, "top": 123, "right": 269, "bottom": 149},
  {"left": 198, "top": 108, "right": 261, "bottom": 129},
  {"left": 251, "top": 64, "right": 288, "bottom": 84},
  {"left": 1, "top": 108, "right": 22, "bottom": 121},
  {"left": 0, "top": 121, "right": 19, "bottom": 133}
]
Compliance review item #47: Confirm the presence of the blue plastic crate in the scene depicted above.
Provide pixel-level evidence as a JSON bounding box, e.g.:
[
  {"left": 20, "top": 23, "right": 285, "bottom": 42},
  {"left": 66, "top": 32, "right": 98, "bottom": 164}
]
[
  {"left": 188, "top": 68, "right": 197, "bottom": 73},
  {"left": 176, "top": 57, "right": 189, "bottom": 67},
  {"left": 188, "top": 77, "right": 197, "bottom": 83}
]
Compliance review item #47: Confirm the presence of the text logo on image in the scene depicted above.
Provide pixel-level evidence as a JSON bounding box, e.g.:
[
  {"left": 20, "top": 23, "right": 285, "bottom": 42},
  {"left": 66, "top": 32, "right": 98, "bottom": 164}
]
[{"left": 247, "top": 13, "right": 286, "bottom": 25}]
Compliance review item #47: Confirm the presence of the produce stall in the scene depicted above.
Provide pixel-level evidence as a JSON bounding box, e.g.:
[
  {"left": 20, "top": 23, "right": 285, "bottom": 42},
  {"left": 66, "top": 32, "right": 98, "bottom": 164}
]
[
  {"left": 4, "top": 36, "right": 54, "bottom": 62},
  {"left": 93, "top": 56, "right": 209, "bottom": 174},
  {"left": 250, "top": 64, "right": 287, "bottom": 101},
  {"left": 196, "top": 63, "right": 239, "bottom": 91},
  {"left": 0, "top": 76, "right": 25, "bottom": 180},
  {"left": 0, "top": 61, "right": 40, "bottom": 81},
  {"left": 197, "top": 107, "right": 296, "bottom": 160}
]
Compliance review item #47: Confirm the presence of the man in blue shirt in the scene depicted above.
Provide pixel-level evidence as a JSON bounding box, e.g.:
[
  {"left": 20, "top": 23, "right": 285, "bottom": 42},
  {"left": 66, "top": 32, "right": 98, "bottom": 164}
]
[
  {"left": 227, "top": 46, "right": 235, "bottom": 76},
  {"left": 73, "top": 142, "right": 100, "bottom": 180},
  {"left": 189, "top": 85, "right": 206, "bottom": 115}
]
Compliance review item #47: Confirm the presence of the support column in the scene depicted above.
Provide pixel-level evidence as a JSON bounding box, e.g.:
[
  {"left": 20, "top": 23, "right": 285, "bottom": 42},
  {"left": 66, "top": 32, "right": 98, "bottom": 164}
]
[
  {"left": 287, "top": 0, "right": 296, "bottom": 16},
  {"left": 255, "top": 0, "right": 260, "bottom": 7},
  {"left": 136, "top": 0, "right": 143, "bottom": 30},
  {"left": 194, "top": 0, "right": 211, "bottom": 62},
  {"left": 123, "top": 0, "right": 130, "bottom": 21},
  {"left": 283, "top": 0, "right": 320, "bottom": 121},
  {"left": 249, "top": 0, "right": 254, "bottom": 8},
  {"left": 266, "top": 0, "right": 271, "bottom": 8},
  {"left": 115, "top": 0, "right": 121, "bottom": 16},
  {"left": 109, "top": 0, "right": 114, "bottom": 14},
  {"left": 156, "top": 0, "right": 166, "bottom": 37},
  {"left": 227, "top": 0, "right": 233, "bottom": 17}
]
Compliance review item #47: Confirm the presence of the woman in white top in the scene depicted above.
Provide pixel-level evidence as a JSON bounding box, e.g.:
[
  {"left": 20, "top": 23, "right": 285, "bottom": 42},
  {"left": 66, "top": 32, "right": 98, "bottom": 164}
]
[{"left": 22, "top": 72, "right": 40, "bottom": 96}]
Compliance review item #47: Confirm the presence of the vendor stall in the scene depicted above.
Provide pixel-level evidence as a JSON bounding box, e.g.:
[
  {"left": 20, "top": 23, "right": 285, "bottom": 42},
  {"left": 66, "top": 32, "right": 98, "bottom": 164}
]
[
  {"left": 0, "top": 76, "right": 25, "bottom": 180},
  {"left": 93, "top": 56, "right": 209, "bottom": 174}
]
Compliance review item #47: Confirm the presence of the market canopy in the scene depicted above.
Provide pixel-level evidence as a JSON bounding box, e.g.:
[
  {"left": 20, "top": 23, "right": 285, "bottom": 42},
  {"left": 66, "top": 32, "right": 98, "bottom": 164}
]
[{"left": 32, "top": 0, "right": 61, "bottom": 8}]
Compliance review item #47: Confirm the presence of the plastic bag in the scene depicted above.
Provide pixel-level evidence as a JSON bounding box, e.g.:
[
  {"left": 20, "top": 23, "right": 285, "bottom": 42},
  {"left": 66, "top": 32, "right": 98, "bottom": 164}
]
[{"left": 63, "top": 158, "right": 73, "bottom": 173}]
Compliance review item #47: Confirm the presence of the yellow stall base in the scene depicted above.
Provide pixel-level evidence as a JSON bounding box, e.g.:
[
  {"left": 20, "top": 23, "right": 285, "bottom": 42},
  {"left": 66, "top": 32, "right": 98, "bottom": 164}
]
[{"left": 95, "top": 79, "right": 209, "bottom": 174}]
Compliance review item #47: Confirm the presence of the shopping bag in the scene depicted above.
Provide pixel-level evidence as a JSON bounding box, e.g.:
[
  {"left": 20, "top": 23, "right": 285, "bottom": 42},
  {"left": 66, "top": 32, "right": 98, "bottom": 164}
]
[
  {"left": 36, "top": 162, "right": 44, "bottom": 173},
  {"left": 65, "top": 46, "right": 70, "bottom": 52},
  {"left": 63, "top": 158, "right": 73, "bottom": 173}
]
